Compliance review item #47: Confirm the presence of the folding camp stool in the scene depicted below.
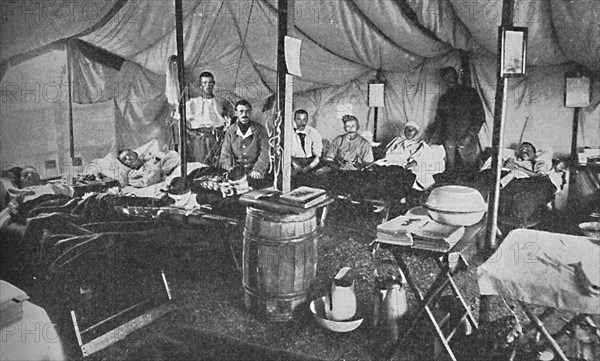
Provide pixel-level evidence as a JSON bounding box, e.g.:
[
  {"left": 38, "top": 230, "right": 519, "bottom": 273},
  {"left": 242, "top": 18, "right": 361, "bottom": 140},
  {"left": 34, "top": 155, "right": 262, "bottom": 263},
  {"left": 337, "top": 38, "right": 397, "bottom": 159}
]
[
  {"left": 373, "top": 220, "right": 486, "bottom": 361},
  {"left": 70, "top": 269, "right": 173, "bottom": 357}
]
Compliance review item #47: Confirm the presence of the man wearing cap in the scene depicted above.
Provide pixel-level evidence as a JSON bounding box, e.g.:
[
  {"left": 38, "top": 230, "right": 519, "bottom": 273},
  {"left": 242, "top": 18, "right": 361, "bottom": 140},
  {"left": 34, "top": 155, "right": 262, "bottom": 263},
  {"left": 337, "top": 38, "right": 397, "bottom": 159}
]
[
  {"left": 430, "top": 67, "right": 485, "bottom": 175},
  {"left": 320, "top": 114, "right": 373, "bottom": 173}
]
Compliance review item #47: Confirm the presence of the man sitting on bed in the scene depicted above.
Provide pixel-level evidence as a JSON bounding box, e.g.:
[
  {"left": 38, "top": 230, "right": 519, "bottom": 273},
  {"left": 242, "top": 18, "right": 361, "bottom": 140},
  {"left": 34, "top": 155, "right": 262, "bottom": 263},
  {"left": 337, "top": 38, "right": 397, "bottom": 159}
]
[
  {"left": 117, "top": 148, "right": 180, "bottom": 188},
  {"left": 317, "top": 115, "right": 373, "bottom": 174},
  {"left": 375, "top": 121, "right": 445, "bottom": 189},
  {"left": 291, "top": 109, "right": 323, "bottom": 176},
  {"left": 219, "top": 99, "right": 270, "bottom": 180},
  {"left": 377, "top": 121, "right": 424, "bottom": 170}
]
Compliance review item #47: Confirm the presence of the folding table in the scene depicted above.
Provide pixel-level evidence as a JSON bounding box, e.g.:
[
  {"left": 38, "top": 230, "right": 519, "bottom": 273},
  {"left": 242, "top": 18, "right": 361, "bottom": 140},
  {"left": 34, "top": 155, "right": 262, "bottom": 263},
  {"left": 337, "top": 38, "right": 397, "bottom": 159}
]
[
  {"left": 478, "top": 229, "right": 600, "bottom": 360},
  {"left": 373, "top": 219, "right": 486, "bottom": 361}
]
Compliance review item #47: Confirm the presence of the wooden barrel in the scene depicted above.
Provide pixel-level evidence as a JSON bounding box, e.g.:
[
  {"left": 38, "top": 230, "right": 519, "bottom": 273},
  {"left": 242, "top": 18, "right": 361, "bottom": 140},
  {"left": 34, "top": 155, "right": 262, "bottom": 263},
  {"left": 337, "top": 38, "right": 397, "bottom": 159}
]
[{"left": 243, "top": 207, "right": 318, "bottom": 322}]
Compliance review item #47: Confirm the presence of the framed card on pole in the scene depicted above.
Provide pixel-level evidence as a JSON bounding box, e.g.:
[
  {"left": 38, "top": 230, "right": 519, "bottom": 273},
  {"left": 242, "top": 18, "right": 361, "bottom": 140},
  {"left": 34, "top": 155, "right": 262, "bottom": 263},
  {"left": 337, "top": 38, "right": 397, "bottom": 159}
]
[{"left": 500, "top": 26, "right": 527, "bottom": 77}]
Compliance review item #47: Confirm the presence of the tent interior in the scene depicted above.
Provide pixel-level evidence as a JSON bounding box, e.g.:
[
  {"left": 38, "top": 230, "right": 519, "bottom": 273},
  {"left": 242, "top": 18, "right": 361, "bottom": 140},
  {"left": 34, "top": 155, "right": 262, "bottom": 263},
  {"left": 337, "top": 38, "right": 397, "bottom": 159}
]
[
  {"left": 1, "top": 0, "right": 599, "bottom": 176},
  {"left": 2, "top": 1, "right": 600, "bottom": 360}
]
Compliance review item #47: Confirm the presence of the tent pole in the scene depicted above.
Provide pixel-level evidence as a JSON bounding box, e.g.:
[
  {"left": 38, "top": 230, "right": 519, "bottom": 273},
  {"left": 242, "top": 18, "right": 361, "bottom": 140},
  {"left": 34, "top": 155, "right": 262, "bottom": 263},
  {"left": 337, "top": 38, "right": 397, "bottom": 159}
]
[
  {"left": 276, "top": 0, "right": 290, "bottom": 192},
  {"left": 66, "top": 40, "right": 75, "bottom": 159},
  {"left": 175, "top": 0, "right": 187, "bottom": 178},
  {"left": 570, "top": 107, "right": 580, "bottom": 185},
  {"left": 485, "top": 0, "right": 515, "bottom": 251}
]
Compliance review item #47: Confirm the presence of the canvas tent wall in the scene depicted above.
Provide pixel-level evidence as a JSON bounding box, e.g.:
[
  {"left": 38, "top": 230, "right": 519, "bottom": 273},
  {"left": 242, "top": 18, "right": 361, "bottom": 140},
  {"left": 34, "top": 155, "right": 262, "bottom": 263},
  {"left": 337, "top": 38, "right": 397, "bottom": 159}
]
[{"left": 1, "top": 0, "right": 599, "bottom": 177}]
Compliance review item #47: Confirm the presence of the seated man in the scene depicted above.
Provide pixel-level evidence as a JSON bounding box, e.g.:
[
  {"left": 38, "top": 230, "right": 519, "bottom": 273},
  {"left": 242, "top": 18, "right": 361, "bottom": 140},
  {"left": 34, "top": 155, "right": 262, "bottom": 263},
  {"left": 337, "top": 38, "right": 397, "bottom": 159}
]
[
  {"left": 118, "top": 148, "right": 180, "bottom": 188},
  {"left": 219, "top": 99, "right": 270, "bottom": 180},
  {"left": 376, "top": 121, "right": 445, "bottom": 189},
  {"left": 318, "top": 114, "right": 373, "bottom": 174},
  {"left": 377, "top": 121, "right": 424, "bottom": 169},
  {"left": 290, "top": 109, "right": 323, "bottom": 176}
]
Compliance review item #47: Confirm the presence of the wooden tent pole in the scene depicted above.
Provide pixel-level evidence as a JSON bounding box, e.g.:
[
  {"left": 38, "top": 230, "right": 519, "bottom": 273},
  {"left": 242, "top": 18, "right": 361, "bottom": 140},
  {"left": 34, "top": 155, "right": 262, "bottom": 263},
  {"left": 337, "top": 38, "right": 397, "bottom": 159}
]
[
  {"left": 276, "top": 0, "right": 290, "bottom": 192},
  {"left": 485, "top": 0, "right": 515, "bottom": 251},
  {"left": 570, "top": 107, "right": 580, "bottom": 185},
  {"left": 175, "top": 0, "right": 187, "bottom": 178},
  {"left": 66, "top": 40, "right": 75, "bottom": 159}
]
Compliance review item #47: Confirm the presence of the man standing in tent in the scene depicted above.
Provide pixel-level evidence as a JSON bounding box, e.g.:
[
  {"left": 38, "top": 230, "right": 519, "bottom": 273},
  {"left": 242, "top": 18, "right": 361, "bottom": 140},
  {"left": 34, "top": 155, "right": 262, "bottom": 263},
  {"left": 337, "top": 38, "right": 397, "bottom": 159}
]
[
  {"left": 219, "top": 99, "right": 270, "bottom": 181},
  {"left": 430, "top": 67, "right": 485, "bottom": 176},
  {"left": 178, "top": 71, "right": 232, "bottom": 166},
  {"left": 291, "top": 108, "right": 323, "bottom": 176}
]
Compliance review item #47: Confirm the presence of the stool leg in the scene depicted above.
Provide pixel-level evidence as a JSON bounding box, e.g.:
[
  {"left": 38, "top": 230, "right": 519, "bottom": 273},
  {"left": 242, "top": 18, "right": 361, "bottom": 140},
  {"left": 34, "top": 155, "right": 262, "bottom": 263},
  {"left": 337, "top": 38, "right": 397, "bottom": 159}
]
[
  {"left": 519, "top": 302, "right": 569, "bottom": 361},
  {"left": 445, "top": 272, "right": 478, "bottom": 330}
]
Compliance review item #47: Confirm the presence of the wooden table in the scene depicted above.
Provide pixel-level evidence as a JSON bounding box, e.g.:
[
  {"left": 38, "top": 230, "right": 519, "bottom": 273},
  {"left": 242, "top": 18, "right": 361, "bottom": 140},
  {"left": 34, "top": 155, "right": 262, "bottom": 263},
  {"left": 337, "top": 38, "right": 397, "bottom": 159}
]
[
  {"left": 373, "top": 218, "right": 486, "bottom": 361},
  {"left": 478, "top": 229, "right": 600, "bottom": 360}
]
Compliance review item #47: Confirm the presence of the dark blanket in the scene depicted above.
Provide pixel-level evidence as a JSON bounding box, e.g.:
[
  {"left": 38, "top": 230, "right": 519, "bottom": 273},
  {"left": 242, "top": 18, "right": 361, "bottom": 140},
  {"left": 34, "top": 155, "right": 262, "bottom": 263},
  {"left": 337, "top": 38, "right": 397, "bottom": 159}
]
[
  {"left": 294, "top": 165, "right": 416, "bottom": 201},
  {"left": 0, "top": 193, "right": 225, "bottom": 296}
]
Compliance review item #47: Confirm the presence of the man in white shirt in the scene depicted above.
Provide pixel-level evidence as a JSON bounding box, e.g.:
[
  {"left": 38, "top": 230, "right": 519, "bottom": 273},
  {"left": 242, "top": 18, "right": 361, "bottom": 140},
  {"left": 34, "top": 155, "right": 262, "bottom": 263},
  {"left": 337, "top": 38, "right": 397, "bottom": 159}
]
[
  {"left": 291, "top": 109, "right": 323, "bottom": 175},
  {"left": 178, "top": 71, "right": 232, "bottom": 166}
]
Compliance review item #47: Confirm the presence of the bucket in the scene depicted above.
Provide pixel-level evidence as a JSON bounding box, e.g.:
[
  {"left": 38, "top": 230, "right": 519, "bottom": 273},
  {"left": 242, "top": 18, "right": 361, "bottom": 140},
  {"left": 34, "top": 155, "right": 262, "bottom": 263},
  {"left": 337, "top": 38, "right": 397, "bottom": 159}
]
[{"left": 242, "top": 207, "right": 318, "bottom": 322}]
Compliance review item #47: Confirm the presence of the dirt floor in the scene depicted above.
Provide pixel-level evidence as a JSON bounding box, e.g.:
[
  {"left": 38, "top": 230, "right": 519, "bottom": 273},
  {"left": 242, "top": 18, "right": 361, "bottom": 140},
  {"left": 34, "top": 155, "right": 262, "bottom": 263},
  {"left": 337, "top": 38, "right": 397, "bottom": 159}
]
[{"left": 37, "top": 201, "right": 598, "bottom": 361}]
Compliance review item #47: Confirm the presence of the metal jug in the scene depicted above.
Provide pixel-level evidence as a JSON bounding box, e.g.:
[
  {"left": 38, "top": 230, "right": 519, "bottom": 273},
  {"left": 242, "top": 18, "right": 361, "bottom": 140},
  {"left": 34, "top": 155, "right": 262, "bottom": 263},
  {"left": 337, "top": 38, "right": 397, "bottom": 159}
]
[
  {"left": 324, "top": 267, "right": 357, "bottom": 321},
  {"left": 372, "top": 265, "right": 408, "bottom": 341}
]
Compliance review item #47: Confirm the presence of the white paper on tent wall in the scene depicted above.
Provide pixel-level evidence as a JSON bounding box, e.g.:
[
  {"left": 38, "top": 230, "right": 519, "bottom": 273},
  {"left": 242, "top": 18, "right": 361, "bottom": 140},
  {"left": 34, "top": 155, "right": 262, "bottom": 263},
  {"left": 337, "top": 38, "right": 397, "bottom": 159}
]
[
  {"left": 368, "top": 84, "right": 385, "bottom": 107},
  {"left": 284, "top": 36, "right": 302, "bottom": 77}
]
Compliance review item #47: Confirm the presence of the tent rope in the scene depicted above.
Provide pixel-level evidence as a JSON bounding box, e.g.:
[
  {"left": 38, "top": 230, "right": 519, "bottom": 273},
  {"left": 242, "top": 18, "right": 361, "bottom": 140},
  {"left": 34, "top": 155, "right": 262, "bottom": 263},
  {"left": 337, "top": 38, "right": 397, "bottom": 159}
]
[
  {"left": 191, "top": 0, "right": 226, "bottom": 71},
  {"left": 232, "top": 0, "right": 255, "bottom": 88},
  {"left": 268, "top": 110, "right": 283, "bottom": 177}
]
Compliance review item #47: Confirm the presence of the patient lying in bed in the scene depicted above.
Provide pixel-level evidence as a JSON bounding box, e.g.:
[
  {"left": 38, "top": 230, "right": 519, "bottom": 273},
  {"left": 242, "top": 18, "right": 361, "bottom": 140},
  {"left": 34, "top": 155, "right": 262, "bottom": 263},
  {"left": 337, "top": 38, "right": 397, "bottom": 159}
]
[{"left": 117, "top": 149, "right": 180, "bottom": 188}]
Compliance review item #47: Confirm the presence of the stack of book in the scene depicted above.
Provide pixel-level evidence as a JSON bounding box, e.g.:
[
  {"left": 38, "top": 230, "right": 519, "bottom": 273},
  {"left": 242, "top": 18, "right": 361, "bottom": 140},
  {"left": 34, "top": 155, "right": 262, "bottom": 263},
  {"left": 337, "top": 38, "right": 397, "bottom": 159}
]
[
  {"left": 411, "top": 221, "right": 465, "bottom": 252},
  {"left": 376, "top": 215, "right": 466, "bottom": 252},
  {"left": 376, "top": 216, "right": 428, "bottom": 246},
  {"left": 278, "top": 186, "right": 328, "bottom": 208}
]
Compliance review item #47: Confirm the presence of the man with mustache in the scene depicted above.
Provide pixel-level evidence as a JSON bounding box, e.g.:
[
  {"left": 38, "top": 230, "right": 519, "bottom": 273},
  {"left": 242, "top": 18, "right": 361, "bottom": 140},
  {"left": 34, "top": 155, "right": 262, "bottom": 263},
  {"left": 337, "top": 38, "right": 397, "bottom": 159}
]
[
  {"left": 291, "top": 108, "right": 323, "bottom": 175},
  {"left": 320, "top": 114, "right": 373, "bottom": 173},
  {"left": 219, "top": 99, "right": 270, "bottom": 180}
]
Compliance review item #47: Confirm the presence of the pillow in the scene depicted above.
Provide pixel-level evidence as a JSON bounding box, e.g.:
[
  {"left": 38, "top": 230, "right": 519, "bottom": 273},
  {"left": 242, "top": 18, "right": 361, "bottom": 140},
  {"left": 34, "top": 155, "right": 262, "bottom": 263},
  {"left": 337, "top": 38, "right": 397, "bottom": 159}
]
[
  {"left": 83, "top": 140, "right": 163, "bottom": 186},
  {"left": 83, "top": 154, "right": 130, "bottom": 186}
]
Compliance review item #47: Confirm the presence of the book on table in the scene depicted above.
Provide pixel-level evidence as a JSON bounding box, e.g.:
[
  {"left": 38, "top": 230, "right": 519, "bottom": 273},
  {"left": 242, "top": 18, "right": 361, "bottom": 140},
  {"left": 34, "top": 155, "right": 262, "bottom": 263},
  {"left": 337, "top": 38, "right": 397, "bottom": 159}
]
[
  {"left": 411, "top": 220, "right": 465, "bottom": 252},
  {"left": 376, "top": 215, "right": 428, "bottom": 246},
  {"left": 278, "top": 186, "right": 327, "bottom": 207}
]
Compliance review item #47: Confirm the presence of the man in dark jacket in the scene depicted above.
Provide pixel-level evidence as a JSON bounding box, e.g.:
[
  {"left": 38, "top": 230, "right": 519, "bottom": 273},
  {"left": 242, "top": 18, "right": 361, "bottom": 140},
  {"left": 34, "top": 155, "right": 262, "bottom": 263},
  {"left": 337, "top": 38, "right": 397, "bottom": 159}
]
[
  {"left": 219, "top": 99, "right": 270, "bottom": 180},
  {"left": 431, "top": 67, "right": 486, "bottom": 175}
]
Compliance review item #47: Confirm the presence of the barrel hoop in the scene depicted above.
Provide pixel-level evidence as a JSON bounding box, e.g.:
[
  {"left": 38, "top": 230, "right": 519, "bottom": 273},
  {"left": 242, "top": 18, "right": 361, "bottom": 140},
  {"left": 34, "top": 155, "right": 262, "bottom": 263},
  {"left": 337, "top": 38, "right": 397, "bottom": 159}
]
[
  {"left": 242, "top": 283, "right": 308, "bottom": 300},
  {"left": 242, "top": 229, "right": 319, "bottom": 244},
  {"left": 247, "top": 207, "right": 316, "bottom": 223}
]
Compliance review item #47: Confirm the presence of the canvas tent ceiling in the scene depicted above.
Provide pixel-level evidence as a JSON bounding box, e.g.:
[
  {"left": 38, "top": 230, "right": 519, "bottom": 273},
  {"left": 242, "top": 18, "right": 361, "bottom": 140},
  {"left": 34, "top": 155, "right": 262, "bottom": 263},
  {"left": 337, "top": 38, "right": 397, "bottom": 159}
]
[{"left": 1, "top": 0, "right": 599, "bottom": 173}]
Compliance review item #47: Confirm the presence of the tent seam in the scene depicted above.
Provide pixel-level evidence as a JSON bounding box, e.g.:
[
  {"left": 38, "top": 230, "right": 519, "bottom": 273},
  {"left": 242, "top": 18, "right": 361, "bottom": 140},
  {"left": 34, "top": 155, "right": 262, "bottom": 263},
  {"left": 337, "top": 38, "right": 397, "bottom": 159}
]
[{"left": 227, "top": 0, "right": 274, "bottom": 94}]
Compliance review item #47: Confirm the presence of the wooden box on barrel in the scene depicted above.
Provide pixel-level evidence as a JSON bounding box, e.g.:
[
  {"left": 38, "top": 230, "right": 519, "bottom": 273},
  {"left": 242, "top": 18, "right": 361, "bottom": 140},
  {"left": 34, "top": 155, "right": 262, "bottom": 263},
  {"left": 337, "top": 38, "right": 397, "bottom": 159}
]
[{"left": 239, "top": 190, "right": 332, "bottom": 322}]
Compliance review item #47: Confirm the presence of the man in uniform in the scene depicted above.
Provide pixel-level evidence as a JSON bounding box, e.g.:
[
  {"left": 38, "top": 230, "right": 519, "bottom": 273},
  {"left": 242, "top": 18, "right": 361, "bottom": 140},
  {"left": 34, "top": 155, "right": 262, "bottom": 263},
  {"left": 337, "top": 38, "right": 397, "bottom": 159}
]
[
  {"left": 219, "top": 99, "right": 270, "bottom": 180},
  {"left": 431, "top": 67, "right": 485, "bottom": 176}
]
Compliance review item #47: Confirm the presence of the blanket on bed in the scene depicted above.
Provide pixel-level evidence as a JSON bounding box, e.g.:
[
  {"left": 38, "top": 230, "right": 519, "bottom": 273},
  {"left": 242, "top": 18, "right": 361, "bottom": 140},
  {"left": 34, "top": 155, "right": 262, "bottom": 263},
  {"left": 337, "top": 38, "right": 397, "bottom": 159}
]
[
  {"left": 0, "top": 193, "right": 229, "bottom": 296},
  {"left": 293, "top": 165, "right": 416, "bottom": 201}
]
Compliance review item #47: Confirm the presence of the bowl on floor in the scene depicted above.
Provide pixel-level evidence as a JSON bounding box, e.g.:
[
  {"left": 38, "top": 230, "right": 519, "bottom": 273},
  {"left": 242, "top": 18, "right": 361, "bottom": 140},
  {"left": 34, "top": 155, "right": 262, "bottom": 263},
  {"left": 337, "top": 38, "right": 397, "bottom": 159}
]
[{"left": 310, "top": 296, "right": 363, "bottom": 333}]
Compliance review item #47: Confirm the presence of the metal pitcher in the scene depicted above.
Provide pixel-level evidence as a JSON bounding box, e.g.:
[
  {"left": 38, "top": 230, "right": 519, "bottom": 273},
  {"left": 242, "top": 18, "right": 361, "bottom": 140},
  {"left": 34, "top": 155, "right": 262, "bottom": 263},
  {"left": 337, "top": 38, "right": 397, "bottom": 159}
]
[{"left": 372, "top": 262, "right": 408, "bottom": 341}]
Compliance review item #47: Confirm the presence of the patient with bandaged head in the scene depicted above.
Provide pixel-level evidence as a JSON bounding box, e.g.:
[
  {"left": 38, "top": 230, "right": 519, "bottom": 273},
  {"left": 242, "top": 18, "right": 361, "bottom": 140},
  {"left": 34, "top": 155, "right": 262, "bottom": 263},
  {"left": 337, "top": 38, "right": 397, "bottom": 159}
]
[{"left": 375, "top": 121, "right": 446, "bottom": 189}]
